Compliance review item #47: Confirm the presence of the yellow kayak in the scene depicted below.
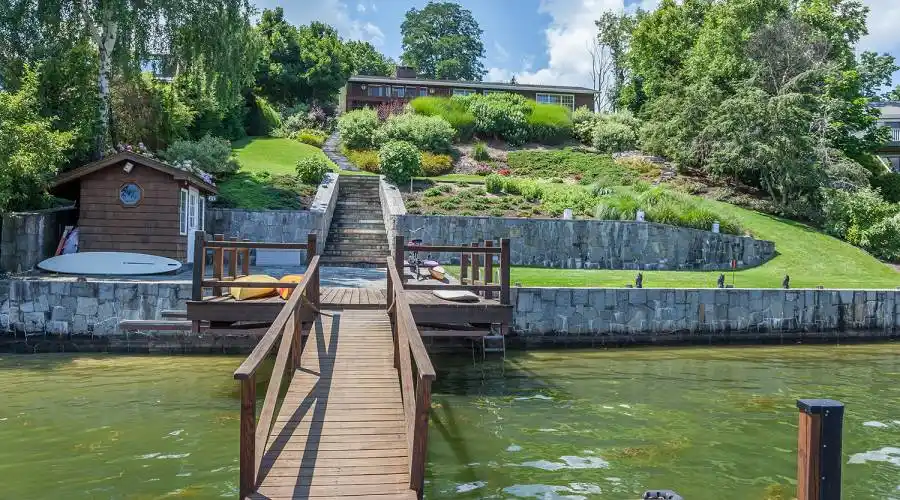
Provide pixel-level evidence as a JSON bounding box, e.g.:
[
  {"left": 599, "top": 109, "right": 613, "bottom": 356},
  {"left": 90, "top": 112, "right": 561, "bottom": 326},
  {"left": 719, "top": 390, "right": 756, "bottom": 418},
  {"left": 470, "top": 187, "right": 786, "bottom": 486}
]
[
  {"left": 230, "top": 275, "right": 278, "bottom": 301},
  {"left": 277, "top": 274, "right": 305, "bottom": 300}
]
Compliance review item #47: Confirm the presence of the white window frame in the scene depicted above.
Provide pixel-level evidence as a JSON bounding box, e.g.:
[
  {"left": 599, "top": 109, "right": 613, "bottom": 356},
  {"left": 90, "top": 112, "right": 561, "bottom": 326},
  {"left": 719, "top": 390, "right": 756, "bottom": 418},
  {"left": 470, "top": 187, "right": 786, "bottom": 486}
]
[
  {"left": 393, "top": 86, "right": 406, "bottom": 98},
  {"left": 418, "top": 87, "right": 428, "bottom": 97},
  {"left": 536, "top": 92, "right": 576, "bottom": 111},
  {"left": 179, "top": 188, "right": 188, "bottom": 236},
  {"left": 199, "top": 196, "right": 206, "bottom": 232},
  {"left": 452, "top": 88, "right": 476, "bottom": 96}
]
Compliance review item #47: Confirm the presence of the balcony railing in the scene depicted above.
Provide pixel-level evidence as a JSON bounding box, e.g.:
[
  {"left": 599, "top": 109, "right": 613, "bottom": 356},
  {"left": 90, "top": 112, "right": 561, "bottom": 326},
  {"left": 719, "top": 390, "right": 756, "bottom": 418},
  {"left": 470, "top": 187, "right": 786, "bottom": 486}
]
[{"left": 892, "top": 127, "right": 900, "bottom": 142}]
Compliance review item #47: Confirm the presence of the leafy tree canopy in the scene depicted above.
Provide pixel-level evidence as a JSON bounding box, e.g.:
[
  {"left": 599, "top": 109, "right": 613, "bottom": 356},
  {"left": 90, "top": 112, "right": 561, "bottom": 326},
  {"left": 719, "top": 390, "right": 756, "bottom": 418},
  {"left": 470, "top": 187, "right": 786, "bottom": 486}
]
[
  {"left": 345, "top": 40, "right": 394, "bottom": 77},
  {"left": 254, "top": 8, "right": 352, "bottom": 106},
  {"left": 400, "top": 2, "right": 485, "bottom": 80}
]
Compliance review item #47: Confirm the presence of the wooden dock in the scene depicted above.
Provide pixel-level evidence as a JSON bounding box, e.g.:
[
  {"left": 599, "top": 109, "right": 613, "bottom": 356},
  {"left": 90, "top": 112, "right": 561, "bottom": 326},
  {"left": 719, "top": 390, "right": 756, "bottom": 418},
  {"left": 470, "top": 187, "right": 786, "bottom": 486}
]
[{"left": 250, "top": 310, "right": 416, "bottom": 499}]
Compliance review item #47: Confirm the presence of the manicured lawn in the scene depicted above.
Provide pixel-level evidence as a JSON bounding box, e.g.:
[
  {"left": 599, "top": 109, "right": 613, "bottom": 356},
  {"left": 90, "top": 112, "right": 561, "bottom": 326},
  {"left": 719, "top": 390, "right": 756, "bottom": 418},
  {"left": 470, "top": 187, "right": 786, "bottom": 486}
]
[
  {"left": 232, "top": 136, "right": 333, "bottom": 175},
  {"left": 449, "top": 201, "right": 900, "bottom": 289},
  {"left": 216, "top": 136, "right": 333, "bottom": 209}
]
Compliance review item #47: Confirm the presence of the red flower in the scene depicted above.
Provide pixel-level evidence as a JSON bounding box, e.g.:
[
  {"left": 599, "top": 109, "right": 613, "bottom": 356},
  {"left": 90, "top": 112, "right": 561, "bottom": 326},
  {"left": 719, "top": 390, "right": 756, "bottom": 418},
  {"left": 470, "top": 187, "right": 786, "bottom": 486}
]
[{"left": 499, "top": 168, "right": 511, "bottom": 176}]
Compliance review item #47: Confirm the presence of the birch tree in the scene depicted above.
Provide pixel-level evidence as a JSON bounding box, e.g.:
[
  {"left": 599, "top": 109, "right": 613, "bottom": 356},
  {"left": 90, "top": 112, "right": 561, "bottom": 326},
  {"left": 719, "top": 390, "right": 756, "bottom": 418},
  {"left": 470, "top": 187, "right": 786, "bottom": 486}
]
[{"left": 28, "top": 0, "right": 254, "bottom": 153}]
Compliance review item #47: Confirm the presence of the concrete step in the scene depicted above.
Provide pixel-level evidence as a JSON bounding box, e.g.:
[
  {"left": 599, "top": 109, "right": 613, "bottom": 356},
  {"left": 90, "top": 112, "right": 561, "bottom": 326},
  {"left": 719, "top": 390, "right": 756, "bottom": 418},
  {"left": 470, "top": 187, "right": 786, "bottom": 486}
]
[
  {"left": 329, "top": 227, "right": 387, "bottom": 235},
  {"left": 330, "top": 222, "right": 386, "bottom": 229},
  {"left": 324, "top": 250, "right": 391, "bottom": 258},
  {"left": 325, "top": 242, "right": 389, "bottom": 250},
  {"left": 319, "top": 256, "right": 385, "bottom": 267},
  {"left": 331, "top": 217, "right": 384, "bottom": 223}
]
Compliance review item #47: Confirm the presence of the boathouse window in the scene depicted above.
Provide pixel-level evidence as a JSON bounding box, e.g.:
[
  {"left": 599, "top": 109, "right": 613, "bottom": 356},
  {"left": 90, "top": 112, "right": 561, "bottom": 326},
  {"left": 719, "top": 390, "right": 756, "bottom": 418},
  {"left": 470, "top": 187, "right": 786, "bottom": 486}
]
[
  {"left": 179, "top": 188, "right": 188, "bottom": 235},
  {"left": 119, "top": 182, "right": 143, "bottom": 207},
  {"left": 452, "top": 88, "right": 476, "bottom": 96}
]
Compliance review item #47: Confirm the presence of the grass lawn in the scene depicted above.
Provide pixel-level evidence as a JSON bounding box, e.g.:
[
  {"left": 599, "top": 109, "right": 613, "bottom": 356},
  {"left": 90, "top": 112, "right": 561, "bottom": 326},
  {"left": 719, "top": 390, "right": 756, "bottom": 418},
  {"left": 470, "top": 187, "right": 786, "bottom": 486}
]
[
  {"left": 216, "top": 136, "right": 333, "bottom": 209},
  {"left": 449, "top": 201, "right": 900, "bottom": 289},
  {"left": 232, "top": 136, "right": 332, "bottom": 175}
]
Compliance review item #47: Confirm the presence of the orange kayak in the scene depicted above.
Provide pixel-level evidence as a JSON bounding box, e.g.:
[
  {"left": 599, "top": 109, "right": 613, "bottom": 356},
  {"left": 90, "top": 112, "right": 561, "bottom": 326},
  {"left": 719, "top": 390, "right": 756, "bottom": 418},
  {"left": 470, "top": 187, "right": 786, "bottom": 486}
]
[{"left": 277, "top": 274, "right": 305, "bottom": 299}]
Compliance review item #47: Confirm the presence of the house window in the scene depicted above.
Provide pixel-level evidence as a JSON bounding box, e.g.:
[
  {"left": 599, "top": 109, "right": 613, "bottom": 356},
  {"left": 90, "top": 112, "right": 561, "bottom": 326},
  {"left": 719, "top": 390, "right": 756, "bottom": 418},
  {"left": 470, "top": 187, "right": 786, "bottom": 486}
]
[
  {"left": 392, "top": 86, "right": 406, "bottom": 98},
  {"left": 418, "top": 87, "right": 428, "bottom": 96},
  {"left": 367, "top": 85, "right": 386, "bottom": 97},
  {"left": 118, "top": 182, "right": 143, "bottom": 207},
  {"left": 199, "top": 196, "right": 206, "bottom": 231},
  {"left": 452, "top": 88, "right": 476, "bottom": 96},
  {"left": 179, "top": 188, "right": 188, "bottom": 236},
  {"left": 536, "top": 93, "right": 575, "bottom": 110}
]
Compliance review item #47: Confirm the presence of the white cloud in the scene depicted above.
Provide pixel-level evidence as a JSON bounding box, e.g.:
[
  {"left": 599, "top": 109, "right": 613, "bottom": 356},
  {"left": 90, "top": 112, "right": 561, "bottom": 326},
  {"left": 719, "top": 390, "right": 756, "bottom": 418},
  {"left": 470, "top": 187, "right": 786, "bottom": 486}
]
[
  {"left": 489, "top": 0, "right": 630, "bottom": 89},
  {"left": 256, "top": 0, "right": 385, "bottom": 46},
  {"left": 371, "top": 3, "right": 378, "bottom": 12},
  {"left": 487, "top": 67, "right": 514, "bottom": 82},
  {"left": 356, "top": 2, "right": 366, "bottom": 13},
  {"left": 860, "top": 0, "right": 900, "bottom": 54}
]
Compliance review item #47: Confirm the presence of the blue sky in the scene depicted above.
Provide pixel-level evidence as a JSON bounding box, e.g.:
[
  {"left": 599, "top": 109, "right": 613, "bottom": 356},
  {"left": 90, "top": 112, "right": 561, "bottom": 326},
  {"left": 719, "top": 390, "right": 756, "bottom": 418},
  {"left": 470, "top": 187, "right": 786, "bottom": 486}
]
[{"left": 257, "top": 0, "right": 900, "bottom": 90}]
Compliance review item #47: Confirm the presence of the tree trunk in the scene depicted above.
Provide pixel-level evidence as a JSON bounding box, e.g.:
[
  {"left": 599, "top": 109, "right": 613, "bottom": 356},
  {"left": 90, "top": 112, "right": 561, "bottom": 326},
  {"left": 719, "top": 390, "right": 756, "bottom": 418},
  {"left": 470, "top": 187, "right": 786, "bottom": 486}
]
[{"left": 93, "top": 12, "right": 118, "bottom": 157}]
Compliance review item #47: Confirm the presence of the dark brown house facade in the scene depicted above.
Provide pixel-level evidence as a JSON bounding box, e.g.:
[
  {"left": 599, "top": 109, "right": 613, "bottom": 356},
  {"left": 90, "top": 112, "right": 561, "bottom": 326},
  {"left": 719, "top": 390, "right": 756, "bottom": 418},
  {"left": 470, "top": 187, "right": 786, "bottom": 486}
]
[
  {"left": 50, "top": 152, "right": 217, "bottom": 262},
  {"left": 341, "top": 67, "right": 596, "bottom": 112}
]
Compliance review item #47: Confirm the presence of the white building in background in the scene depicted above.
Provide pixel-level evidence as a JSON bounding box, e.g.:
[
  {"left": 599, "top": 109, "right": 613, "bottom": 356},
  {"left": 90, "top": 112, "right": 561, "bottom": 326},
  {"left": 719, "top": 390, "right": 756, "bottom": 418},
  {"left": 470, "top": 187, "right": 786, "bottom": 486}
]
[{"left": 871, "top": 101, "right": 900, "bottom": 171}]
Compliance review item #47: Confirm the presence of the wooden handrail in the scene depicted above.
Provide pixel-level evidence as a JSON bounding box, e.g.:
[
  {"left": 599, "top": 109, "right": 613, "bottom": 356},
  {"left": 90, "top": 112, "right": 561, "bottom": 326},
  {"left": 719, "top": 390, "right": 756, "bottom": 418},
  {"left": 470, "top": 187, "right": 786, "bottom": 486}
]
[
  {"left": 234, "top": 256, "right": 319, "bottom": 380},
  {"left": 386, "top": 259, "right": 435, "bottom": 498},
  {"left": 403, "top": 243, "right": 501, "bottom": 254},
  {"left": 404, "top": 283, "right": 501, "bottom": 292},
  {"left": 234, "top": 255, "right": 321, "bottom": 498}
]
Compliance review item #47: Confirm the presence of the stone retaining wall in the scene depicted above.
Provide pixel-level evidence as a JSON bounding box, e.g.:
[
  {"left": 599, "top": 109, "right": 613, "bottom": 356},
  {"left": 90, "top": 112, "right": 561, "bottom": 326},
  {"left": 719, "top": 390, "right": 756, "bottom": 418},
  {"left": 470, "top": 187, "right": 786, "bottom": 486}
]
[
  {"left": 380, "top": 180, "right": 774, "bottom": 270},
  {"left": 509, "top": 287, "right": 900, "bottom": 346},
  {"left": 207, "top": 173, "right": 338, "bottom": 254},
  {"left": 0, "top": 207, "right": 77, "bottom": 273}
]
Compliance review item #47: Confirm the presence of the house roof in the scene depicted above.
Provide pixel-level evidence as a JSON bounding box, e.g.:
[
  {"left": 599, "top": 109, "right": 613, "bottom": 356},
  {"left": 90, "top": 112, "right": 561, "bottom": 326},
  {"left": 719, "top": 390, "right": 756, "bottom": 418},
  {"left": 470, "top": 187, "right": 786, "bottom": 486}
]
[
  {"left": 50, "top": 151, "right": 218, "bottom": 194},
  {"left": 348, "top": 74, "right": 597, "bottom": 95},
  {"left": 870, "top": 101, "right": 900, "bottom": 120}
]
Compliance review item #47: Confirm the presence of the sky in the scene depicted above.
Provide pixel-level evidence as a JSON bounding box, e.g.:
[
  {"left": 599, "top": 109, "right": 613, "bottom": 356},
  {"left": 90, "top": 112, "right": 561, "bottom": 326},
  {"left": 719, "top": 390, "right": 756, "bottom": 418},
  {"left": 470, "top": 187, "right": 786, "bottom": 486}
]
[{"left": 256, "top": 0, "right": 900, "bottom": 90}]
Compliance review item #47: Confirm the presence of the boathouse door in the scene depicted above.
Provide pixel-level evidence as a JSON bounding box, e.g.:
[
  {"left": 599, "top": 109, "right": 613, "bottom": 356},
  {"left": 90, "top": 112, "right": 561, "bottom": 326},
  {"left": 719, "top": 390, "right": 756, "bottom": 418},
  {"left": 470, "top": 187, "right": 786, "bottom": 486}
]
[{"left": 184, "top": 187, "right": 204, "bottom": 263}]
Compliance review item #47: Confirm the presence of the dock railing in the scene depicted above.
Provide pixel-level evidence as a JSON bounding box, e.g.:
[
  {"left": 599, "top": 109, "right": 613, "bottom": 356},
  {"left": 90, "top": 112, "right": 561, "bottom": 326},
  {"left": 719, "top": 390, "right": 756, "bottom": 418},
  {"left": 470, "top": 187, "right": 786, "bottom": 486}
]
[
  {"left": 231, "top": 255, "right": 321, "bottom": 498},
  {"left": 393, "top": 236, "right": 511, "bottom": 303},
  {"left": 191, "top": 230, "right": 318, "bottom": 301},
  {"left": 386, "top": 258, "right": 436, "bottom": 498}
]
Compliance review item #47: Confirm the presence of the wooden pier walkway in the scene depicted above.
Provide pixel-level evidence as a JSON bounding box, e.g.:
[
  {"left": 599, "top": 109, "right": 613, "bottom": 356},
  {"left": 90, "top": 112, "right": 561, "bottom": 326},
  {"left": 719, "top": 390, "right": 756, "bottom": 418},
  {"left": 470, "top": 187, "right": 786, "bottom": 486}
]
[{"left": 251, "top": 310, "right": 415, "bottom": 499}]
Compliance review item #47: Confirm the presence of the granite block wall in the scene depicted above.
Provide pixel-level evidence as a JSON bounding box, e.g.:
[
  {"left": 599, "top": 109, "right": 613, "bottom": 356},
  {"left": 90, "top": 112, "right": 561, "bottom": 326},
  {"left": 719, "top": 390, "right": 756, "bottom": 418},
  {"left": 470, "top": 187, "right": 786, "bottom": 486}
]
[
  {"left": 0, "top": 207, "right": 77, "bottom": 273},
  {"left": 509, "top": 287, "right": 900, "bottom": 345},
  {"left": 207, "top": 173, "right": 338, "bottom": 254},
  {"left": 380, "top": 179, "right": 774, "bottom": 270}
]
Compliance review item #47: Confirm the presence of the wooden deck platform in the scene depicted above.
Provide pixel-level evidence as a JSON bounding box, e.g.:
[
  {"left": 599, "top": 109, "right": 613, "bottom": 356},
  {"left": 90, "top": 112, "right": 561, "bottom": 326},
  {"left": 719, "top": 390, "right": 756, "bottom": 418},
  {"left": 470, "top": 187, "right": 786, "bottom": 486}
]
[{"left": 249, "top": 310, "right": 417, "bottom": 499}]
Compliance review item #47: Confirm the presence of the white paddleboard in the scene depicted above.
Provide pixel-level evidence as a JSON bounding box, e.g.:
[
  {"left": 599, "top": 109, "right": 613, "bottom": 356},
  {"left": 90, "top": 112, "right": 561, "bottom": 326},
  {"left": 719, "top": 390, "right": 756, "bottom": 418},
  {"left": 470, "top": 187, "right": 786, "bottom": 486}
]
[{"left": 38, "top": 252, "right": 182, "bottom": 275}]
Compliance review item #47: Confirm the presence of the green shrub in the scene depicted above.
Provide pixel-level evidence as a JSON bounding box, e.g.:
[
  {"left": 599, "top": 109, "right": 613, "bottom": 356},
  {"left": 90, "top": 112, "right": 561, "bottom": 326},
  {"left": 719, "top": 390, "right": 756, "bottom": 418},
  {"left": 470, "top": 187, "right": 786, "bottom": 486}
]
[
  {"left": 379, "top": 140, "right": 420, "bottom": 185},
  {"left": 409, "top": 96, "right": 476, "bottom": 140},
  {"left": 162, "top": 134, "right": 239, "bottom": 176},
  {"left": 591, "top": 120, "right": 637, "bottom": 153},
  {"left": 338, "top": 108, "right": 380, "bottom": 150},
  {"left": 473, "top": 142, "right": 490, "bottom": 161},
  {"left": 296, "top": 156, "right": 331, "bottom": 185},
  {"left": 342, "top": 147, "right": 380, "bottom": 173},
  {"left": 860, "top": 213, "right": 900, "bottom": 261},
  {"left": 872, "top": 172, "right": 900, "bottom": 203},
  {"left": 591, "top": 186, "right": 743, "bottom": 234},
  {"left": 485, "top": 174, "right": 504, "bottom": 194},
  {"left": 527, "top": 102, "right": 573, "bottom": 144},
  {"left": 420, "top": 152, "right": 454, "bottom": 176},
  {"left": 469, "top": 93, "right": 531, "bottom": 145},
  {"left": 295, "top": 128, "right": 326, "bottom": 148},
  {"left": 245, "top": 95, "right": 282, "bottom": 136},
  {"left": 376, "top": 113, "right": 455, "bottom": 153},
  {"left": 506, "top": 149, "right": 639, "bottom": 185},
  {"left": 820, "top": 187, "right": 896, "bottom": 244},
  {"left": 423, "top": 186, "right": 444, "bottom": 197}
]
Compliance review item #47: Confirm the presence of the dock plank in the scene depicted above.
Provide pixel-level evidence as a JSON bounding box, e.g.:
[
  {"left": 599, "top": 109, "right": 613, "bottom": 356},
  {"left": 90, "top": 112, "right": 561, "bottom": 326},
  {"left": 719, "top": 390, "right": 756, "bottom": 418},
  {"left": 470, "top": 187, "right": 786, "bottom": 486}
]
[{"left": 253, "top": 309, "right": 415, "bottom": 499}]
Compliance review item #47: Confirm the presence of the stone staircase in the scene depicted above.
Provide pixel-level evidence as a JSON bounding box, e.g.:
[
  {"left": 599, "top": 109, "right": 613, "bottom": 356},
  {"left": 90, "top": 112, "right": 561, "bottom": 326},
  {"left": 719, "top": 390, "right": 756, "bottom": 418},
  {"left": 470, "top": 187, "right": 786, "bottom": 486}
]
[{"left": 321, "top": 175, "right": 390, "bottom": 267}]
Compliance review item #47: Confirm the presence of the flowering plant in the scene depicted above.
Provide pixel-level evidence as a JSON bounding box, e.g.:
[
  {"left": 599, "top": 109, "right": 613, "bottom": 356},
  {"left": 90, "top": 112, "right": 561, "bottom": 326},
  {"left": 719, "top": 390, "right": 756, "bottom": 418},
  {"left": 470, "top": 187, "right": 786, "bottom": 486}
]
[
  {"left": 498, "top": 168, "right": 511, "bottom": 176},
  {"left": 474, "top": 163, "right": 493, "bottom": 176}
]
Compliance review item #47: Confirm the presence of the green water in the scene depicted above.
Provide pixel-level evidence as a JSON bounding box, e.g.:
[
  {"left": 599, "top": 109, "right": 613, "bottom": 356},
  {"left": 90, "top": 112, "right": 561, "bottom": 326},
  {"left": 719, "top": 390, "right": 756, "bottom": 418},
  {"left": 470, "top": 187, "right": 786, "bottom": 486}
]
[{"left": 2, "top": 346, "right": 900, "bottom": 499}]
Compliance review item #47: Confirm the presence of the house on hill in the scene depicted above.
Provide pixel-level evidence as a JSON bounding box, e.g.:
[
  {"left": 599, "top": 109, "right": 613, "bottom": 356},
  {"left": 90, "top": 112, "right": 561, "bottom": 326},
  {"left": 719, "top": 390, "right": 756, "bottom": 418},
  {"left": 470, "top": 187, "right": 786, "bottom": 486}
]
[
  {"left": 872, "top": 101, "right": 900, "bottom": 171},
  {"left": 340, "top": 65, "right": 596, "bottom": 112},
  {"left": 50, "top": 151, "right": 217, "bottom": 262}
]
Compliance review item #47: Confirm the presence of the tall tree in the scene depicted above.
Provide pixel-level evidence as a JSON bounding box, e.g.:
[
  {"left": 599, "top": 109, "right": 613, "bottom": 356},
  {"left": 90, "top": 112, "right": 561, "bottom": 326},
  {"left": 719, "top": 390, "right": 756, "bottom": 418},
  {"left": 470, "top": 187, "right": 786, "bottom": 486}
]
[
  {"left": 13, "top": 0, "right": 254, "bottom": 155},
  {"left": 856, "top": 51, "right": 899, "bottom": 100},
  {"left": 595, "top": 11, "right": 635, "bottom": 110},
  {"left": 345, "top": 40, "right": 394, "bottom": 77},
  {"left": 400, "top": 2, "right": 485, "bottom": 80},
  {"left": 255, "top": 9, "right": 351, "bottom": 106}
]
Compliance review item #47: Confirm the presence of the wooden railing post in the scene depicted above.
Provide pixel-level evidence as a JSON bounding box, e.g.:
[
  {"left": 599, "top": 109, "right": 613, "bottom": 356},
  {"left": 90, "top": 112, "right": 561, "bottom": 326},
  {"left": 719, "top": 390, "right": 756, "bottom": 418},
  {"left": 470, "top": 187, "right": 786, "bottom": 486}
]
[
  {"left": 212, "top": 234, "right": 225, "bottom": 296},
  {"left": 239, "top": 375, "right": 257, "bottom": 498},
  {"left": 409, "top": 375, "right": 433, "bottom": 497},
  {"left": 471, "top": 241, "right": 480, "bottom": 284},
  {"left": 797, "top": 399, "right": 844, "bottom": 500},
  {"left": 460, "top": 251, "right": 469, "bottom": 284},
  {"left": 228, "top": 236, "right": 238, "bottom": 279},
  {"left": 241, "top": 238, "right": 250, "bottom": 276},
  {"left": 191, "top": 231, "right": 206, "bottom": 301},
  {"left": 394, "top": 235, "right": 406, "bottom": 284},
  {"left": 483, "top": 240, "right": 494, "bottom": 298},
  {"left": 307, "top": 233, "right": 317, "bottom": 263},
  {"left": 500, "top": 238, "right": 511, "bottom": 305}
]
